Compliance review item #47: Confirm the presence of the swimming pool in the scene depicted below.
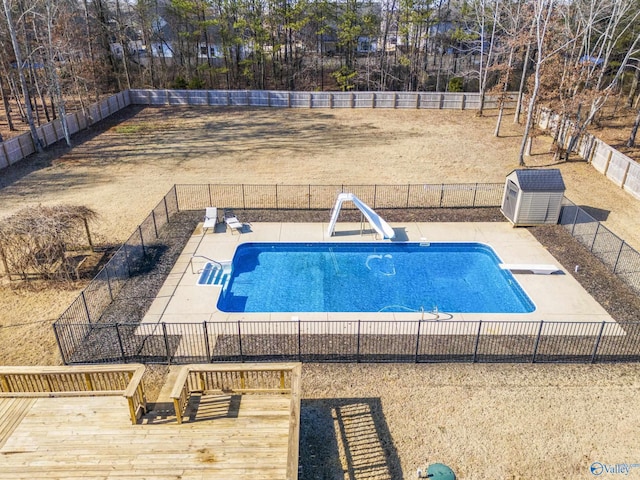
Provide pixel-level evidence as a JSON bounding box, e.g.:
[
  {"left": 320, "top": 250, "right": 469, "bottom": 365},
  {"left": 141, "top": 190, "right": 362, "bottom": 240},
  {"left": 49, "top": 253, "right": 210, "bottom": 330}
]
[{"left": 216, "top": 242, "right": 535, "bottom": 313}]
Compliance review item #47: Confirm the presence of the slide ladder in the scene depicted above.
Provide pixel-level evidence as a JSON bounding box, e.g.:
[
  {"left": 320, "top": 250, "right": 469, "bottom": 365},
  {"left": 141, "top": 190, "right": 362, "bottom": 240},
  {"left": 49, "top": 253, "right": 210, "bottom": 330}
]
[{"left": 327, "top": 193, "right": 395, "bottom": 239}]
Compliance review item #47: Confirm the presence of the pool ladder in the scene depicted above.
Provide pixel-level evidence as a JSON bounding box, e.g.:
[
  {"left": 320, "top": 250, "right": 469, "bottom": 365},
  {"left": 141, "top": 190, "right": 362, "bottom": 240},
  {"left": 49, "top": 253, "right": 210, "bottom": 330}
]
[{"left": 189, "top": 255, "right": 226, "bottom": 274}]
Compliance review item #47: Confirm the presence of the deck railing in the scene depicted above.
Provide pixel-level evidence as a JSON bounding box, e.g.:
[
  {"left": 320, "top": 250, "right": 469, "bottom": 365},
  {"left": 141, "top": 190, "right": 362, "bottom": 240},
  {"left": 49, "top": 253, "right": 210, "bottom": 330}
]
[
  {"left": 0, "top": 364, "right": 147, "bottom": 425},
  {"left": 170, "top": 362, "right": 296, "bottom": 424},
  {"left": 169, "top": 362, "right": 301, "bottom": 480}
]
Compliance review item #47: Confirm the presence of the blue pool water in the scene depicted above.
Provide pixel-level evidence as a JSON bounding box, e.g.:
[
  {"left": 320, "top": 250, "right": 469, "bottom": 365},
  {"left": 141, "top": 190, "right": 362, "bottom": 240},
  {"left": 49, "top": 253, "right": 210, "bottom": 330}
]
[{"left": 216, "top": 242, "right": 535, "bottom": 313}]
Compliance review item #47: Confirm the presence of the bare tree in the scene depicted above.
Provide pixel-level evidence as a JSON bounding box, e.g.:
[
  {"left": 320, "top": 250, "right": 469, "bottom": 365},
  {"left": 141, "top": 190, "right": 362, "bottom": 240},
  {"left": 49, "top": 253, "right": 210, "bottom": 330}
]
[
  {"left": 493, "top": 0, "right": 526, "bottom": 135},
  {"left": 518, "top": 0, "right": 576, "bottom": 166},
  {"left": 42, "top": 0, "right": 71, "bottom": 146},
  {"left": 1, "top": 0, "right": 42, "bottom": 152},
  {"left": 472, "top": 0, "right": 501, "bottom": 116},
  {"left": 559, "top": 0, "right": 640, "bottom": 160}
]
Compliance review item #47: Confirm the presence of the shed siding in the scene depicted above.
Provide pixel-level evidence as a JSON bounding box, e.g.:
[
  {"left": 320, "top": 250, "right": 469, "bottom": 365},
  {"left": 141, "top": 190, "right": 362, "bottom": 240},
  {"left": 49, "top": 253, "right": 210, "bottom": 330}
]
[{"left": 513, "top": 192, "right": 563, "bottom": 225}]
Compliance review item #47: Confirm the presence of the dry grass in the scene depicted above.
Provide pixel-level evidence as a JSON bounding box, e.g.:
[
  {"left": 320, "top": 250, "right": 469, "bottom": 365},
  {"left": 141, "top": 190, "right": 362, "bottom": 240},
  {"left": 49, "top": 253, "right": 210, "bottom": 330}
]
[
  {"left": 300, "top": 363, "right": 640, "bottom": 480},
  {"left": 1, "top": 105, "right": 640, "bottom": 478}
]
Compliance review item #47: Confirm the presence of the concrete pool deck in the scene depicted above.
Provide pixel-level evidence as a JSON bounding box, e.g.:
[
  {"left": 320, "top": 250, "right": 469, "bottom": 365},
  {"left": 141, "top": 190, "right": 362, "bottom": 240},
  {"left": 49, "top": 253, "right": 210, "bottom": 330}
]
[{"left": 141, "top": 221, "right": 615, "bottom": 329}]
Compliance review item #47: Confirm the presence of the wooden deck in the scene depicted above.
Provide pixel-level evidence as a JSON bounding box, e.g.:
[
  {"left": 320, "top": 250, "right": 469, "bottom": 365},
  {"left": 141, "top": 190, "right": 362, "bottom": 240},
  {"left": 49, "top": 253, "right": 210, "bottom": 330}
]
[
  {"left": 0, "top": 393, "right": 292, "bottom": 479},
  {"left": 0, "top": 363, "right": 301, "bottom": 480}
]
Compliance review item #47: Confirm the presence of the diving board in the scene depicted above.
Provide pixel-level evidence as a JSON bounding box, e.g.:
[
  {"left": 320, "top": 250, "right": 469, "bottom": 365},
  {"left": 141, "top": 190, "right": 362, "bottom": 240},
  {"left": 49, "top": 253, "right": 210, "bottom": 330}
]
[
  {"left": 499, "top": 263, "right": 562, "bottom": 275},
  {"left": 327, "top": 193, "right": 395, "bottom": 239}
]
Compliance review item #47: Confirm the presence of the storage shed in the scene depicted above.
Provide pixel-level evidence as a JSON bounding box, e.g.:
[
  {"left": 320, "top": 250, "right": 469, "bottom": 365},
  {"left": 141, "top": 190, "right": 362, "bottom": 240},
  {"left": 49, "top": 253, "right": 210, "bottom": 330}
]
[{"left": 501, "top": 169, "right": 566, "bottom": 226}]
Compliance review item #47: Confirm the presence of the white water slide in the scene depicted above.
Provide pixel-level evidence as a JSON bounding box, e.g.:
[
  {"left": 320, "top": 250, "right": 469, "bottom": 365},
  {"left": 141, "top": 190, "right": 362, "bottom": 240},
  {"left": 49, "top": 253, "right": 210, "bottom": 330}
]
[{"left": 327, "top": 193, "right": 396, "bottom": 239}]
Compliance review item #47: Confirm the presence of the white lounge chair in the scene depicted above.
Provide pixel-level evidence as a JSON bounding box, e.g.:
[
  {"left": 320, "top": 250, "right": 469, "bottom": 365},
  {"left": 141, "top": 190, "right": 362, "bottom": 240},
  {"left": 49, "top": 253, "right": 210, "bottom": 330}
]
[
  {"left": 203, "top": 207, "right": 218, "bottom": 234},
  {"left": 224, "top": 210, "right": 244, "bottom": 234}
]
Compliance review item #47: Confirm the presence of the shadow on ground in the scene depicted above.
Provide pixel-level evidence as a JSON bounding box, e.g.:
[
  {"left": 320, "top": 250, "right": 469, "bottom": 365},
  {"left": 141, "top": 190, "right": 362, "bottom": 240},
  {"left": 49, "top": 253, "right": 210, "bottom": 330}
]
[
  {"left": 299, "top": 397, "right": 402, "bottom": 480},
  {"left": 0, "top": 106, "right": 145, "bottom": 191},
  {"left": 579, "top": 205, "right": 610, "bottom": 221}
]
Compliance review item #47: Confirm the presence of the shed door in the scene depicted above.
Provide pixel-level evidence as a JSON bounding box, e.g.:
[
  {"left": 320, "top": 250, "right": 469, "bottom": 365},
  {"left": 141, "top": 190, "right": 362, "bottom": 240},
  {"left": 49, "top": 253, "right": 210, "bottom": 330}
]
[{"left": 503, "top": 180, "right": 518, "bottom": 220}]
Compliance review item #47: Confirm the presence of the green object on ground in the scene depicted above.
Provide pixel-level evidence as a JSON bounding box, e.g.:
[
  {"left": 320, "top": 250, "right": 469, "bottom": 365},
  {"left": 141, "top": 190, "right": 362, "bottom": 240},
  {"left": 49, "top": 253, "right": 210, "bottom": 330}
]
[{"left": 427, "top": 463, "right": 456, "bottom": 479}]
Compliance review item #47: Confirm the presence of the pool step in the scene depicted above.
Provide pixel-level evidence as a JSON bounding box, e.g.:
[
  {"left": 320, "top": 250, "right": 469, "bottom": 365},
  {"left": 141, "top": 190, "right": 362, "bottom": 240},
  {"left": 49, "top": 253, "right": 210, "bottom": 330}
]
[{"left": 197, "top": 262, "right": 231, "bottom": 286}]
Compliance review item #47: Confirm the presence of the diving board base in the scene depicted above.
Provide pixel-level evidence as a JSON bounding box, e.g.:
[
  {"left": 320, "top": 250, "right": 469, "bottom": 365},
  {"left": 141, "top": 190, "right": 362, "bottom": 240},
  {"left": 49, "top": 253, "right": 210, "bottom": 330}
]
[{"left": 499, "top": 264, "right": 562, "bottom": 275}]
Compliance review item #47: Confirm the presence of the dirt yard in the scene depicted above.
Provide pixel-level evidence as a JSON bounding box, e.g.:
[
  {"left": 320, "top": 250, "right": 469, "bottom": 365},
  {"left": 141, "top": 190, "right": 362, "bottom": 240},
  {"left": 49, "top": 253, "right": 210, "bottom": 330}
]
[{"left": 1, "top": 105, "right": 640, "bottom": 479}]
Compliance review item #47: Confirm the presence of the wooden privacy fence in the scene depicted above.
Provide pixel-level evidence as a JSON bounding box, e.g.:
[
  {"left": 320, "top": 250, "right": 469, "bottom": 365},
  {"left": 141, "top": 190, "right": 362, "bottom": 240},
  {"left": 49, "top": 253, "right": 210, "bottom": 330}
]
[
  {"left": 539, "top": 110, "right": 640, "bottom": 201},
  {"left": 3, "top": 89, "right": 639, "bottom": 207},
  {"left": 0, "top": 364, "right": 147, "bottom": 425},
  {"left": 0, "top": 89, "right": 514, "bottom": 172},
  {"left": 128, "top": 89, "right": 517, "bottom": 110},
  {"left": 0, "top": 91, "right": 130, "bottom": 171}
]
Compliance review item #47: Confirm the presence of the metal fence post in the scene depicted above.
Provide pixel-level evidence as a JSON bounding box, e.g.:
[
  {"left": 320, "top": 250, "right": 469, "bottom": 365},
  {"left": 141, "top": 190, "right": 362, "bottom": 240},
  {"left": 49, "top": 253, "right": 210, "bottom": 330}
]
[
  {"left": 591, "top": 322, "right": 606, "bottom": 364},
  {"left": 590, "top": 223, "right": 600, "bottom": 252},
  {"left": 123, "top": 243, "right": 133, "bottom": 277},
  {"left": 173, "top": 185, "right": 179, "bottom": 212},
  {"left": 298, "top": 318, "right": 302, "bottom": 362},
  {"left": 473, "top": 321, "right": 482, "bottom": 363},
  {"left": 105, "top": 267, "right": 114, "bottom": 301},
  {"left": 162, "top": 323, "right": 172, "bottom": 365},
  {"left": 203, "top": 321, "right": 211, "bottom": 363},
  {"left": 242, "top": 185, "right": 246, "bottom": 210},
  {"left": 275, "top": 184, "right": 279, "bottom": 210},
  {"left": 414, "top": 319, "right": 422, "bottom": 363},
  {"left": 613, "top": 241, "right": 625, "bottom": 274},
  {"left": 151, "top": 211, "right": 158, "bottom": 238},
  {"left": 356, "top": 320, "right": 361, "bottom": 363},
  {"left": 163, "top": 196, "right": 170, "bottom": 224},
  {"left": 53, "top": 324, "right": 67, "bottom": 365},
  {"left": 532, "top": 321, "right": 544, "bottom": 363},
  {"left": 472, "top": 183, "right": 478, "bottom": 207},
  {"left": 571, "top": 206, "right": 580, "bottom": 236},
  {"left": 81, "top": 291, "right": 91, "bottom": 323},
  {"left": 406, "top": 184, "right": 411, "bottom": 208},
  {"left": 439, "top": 184, "right": 445, "bottom": 207},
  {"left": 115, "top": 324, "right": 127, "bottom": 363},
  {"left": 138, "top": 226, "right": 146, "bottom": 257},
  {"left": 237, "top": 321, "right": 244, "bottom": 362},
  {"left": 373, "top": 185, "right": 377, "bottom": 209}
]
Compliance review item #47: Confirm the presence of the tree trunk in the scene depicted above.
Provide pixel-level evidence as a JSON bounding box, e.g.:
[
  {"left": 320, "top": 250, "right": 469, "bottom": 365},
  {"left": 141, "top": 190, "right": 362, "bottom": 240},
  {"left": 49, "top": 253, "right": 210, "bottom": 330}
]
[
  {"left": 627, "top": 68, "right": 639, "bottom": 108},
  {"left": 7, "top": 75, "right": 25, "bottom": 122},
  {"left": 0, "top": 74, "right": 15, "bottom": 131},
  {"left": 45, "top": 0, "right": 72, "bottom": 146},
  {"left": 2, "top": 0, "right": 43, "bottom": 152},
  {"left": 82, "top": 0, "right": 100, "bottom": 101},
  {"left": 115, "top": 0, "right": 132, "bottom": 90},
  {"left": 627, "top": 107, "right": 640, "bottom": 147},
  {"left": 518, "top": 68, "right": 540, "bottom": 166},
  {"left": 514, "top": 40, "right": 531, "bottom": 124},
  {"left": 495, "top": 45, "right": 516, "bottom": 137}
]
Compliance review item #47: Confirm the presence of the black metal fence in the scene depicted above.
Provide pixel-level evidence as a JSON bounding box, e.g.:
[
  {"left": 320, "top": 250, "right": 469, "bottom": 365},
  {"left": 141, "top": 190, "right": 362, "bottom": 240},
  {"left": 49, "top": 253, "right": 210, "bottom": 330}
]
[
  {"left": 53, "top": 183, "right": 640, "bottom": 365},
  {"left": 56, "top": 319, "right": 640, "bottom": 365},
  {"left": 559, "top": 198, "right": 640, "bottom": 294},
  {"left": 173, "top": 183, "right": 505, "bottom": 211}
]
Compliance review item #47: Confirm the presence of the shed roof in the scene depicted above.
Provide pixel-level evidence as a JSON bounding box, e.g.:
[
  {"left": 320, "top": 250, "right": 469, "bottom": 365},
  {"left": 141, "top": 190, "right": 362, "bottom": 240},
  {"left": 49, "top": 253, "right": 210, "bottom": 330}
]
[{"left": 510, "top": 169, "right": 566, "bottom": 192}]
